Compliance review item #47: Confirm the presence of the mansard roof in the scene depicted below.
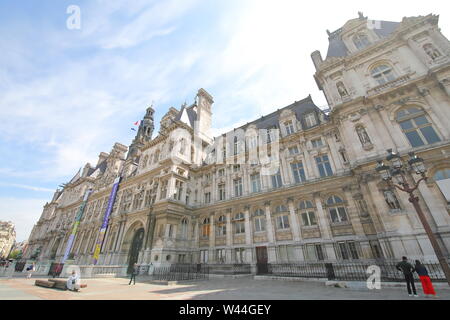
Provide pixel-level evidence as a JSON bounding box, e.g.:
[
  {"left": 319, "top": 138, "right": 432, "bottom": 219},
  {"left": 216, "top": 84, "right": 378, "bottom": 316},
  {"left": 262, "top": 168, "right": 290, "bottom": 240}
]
[
  {"left": 326, "top": 19, "right": 400, "bottom": 58},
  {"left": 174, "top": 103, "right": 198, "bottom": 127},
  {"left": 224, "top": 95, "right": 325, "bottom": 134}
]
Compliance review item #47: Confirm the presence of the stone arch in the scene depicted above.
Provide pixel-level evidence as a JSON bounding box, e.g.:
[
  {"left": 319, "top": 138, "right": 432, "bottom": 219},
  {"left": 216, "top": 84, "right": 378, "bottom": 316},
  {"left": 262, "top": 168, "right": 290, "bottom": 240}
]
[{"left": 121, "top": 220, "right": 146, "bottom": 254}]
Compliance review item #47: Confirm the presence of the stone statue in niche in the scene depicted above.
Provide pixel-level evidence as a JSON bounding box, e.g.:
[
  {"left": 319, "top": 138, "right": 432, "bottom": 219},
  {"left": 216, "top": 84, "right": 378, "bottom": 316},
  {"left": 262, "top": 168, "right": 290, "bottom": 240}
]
[
  {"left": 356, "top": 126, "right": 372, "bottom": 145},
  {"left": 383, "top": 190, "right": 401, "bottom": 210},
  {"left": 423, "top": 43, "right": 441, "bottom": 61},
  {"left": 337, "top": 81, "right": 349, "bottom": 97}
]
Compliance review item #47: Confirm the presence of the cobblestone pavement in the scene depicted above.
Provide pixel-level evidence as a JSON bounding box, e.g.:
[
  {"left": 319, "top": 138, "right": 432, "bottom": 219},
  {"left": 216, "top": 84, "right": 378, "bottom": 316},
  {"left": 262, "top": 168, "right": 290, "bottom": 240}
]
[{"left": 1, "top": 277, "right": 449, "bottom": 300}]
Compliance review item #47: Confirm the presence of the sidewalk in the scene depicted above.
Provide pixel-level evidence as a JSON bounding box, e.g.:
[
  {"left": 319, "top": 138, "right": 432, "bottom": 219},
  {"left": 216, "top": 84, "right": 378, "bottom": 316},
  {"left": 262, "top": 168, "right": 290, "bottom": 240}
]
[{"left": 1, "top": 277, "right": 449, "bottom": 300}]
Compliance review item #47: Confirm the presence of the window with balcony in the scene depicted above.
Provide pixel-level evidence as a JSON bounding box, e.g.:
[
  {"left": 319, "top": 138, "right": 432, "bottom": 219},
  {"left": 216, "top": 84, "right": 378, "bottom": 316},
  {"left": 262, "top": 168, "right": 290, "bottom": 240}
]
[
  {"left": 396, "top": 107, "right": 441, "bottom": 148},
  {"left": 371, "top": 64, "right": 396, "bottom": 85}
]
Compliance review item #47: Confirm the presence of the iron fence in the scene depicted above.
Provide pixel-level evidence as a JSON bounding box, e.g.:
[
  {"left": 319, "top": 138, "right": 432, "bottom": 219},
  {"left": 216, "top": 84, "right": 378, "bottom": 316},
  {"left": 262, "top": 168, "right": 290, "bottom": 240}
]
[
  {"left": 263, "top": 260, "right": 449, "bottom": 282},
  {"left": 207, "top": 263, "right": 252, "bottom": 275},
  {"left": 151, "top": 263, "right": 209, "bottom": 281}
]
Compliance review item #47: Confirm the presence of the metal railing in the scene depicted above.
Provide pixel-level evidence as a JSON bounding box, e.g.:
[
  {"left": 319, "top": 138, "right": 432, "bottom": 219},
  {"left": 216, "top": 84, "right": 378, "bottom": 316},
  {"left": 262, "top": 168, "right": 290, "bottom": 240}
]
[
  {"left": 207, "top": 263, "right": 252, "bottom": 275},
  {"left": 262, "top": 260, "right": 449, "bottom": 282},
  {"left": 151, "top": 264, "right": 209, "bottom": 281}
]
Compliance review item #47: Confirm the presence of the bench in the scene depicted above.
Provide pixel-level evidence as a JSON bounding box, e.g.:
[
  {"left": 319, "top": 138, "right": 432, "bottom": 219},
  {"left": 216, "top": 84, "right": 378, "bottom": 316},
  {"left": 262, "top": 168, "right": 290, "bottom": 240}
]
[
  {"left": 34, "top": 279, "right": 87, "bottom": 291},
  {"left": 34, "top": 280, "right": 55, "bottom": 288}
]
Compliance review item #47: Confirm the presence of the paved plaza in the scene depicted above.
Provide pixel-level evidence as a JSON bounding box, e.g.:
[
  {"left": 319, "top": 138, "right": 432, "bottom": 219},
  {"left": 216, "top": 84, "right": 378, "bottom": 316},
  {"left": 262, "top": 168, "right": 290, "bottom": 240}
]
[{"left": 1, "top": 276, "right": 450, "bottom": 300}]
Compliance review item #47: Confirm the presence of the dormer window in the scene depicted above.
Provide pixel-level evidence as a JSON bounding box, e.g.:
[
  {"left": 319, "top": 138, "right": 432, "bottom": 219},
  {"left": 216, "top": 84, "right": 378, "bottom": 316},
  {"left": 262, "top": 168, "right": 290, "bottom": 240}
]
[
  {"left": 371, "top": 64, "right": 396, "bottom": 85},
  {"left": 304, "top": 113, "right": 317, "bottom": 128},
  {"left": 353, "top": 34, "right": 371, "bottom": 50},
  {"left": 284, "top": 120, "right": 295, "bottom": 135},
  {"left": 423, "top": 43, "right": 441, "bottom": 61}
]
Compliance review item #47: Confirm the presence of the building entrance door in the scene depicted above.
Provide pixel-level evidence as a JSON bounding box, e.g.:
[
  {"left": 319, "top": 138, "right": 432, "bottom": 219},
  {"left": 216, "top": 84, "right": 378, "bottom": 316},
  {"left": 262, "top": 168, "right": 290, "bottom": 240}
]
[
  {"left": 256, "top": 246, "right": 268, "bottom": 275},
  {"left": 127, "top": 228, "right": 144, "bottom": 274}
]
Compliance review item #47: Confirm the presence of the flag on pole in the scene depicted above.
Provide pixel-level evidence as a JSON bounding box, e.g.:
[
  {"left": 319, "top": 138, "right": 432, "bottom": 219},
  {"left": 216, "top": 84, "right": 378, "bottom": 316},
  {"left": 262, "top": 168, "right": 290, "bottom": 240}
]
[{"left": 134, "top": 120, "right": 140, "bottom": 126}]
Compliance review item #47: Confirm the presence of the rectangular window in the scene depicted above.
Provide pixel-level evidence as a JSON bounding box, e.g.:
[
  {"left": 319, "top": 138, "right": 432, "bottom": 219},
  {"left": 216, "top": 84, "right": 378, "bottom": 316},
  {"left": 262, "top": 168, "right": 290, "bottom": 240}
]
[
  {"left": 174, "top": 180, "right": 183, "bottom": 201},
  {"left": 316, "top": 155, "right": 333, "bottom": 177},
  {"left": 216, "top": 249, "right": 226, "bottom": 263},
  {"left": 348, "top": 241, "right": 359, "bottom": 260},
  {"left": 254, "top": 217, "right": 266, "bottom": 232},
  {"left": 288, "top": 146, "right": 299, "bottom": 155},
  {"left": 251, "top": 173, "right": 261, "bottom": 193},
  {"left": 285, "top": 121, "right": 295, "bottom": 135},
  {"left": 218, "top": 184, "right": 226, "bottom": 201},
  {"left": 301, "top": 211, "right": 316, "bottom": 226},
  {"left": 304, "top": 113, "right": 317, "bottom": 127},
  {"left": 235, "top": 248, "right": 245, "bottom": 263},
  {"left": 315, "top": 244, "right": 325, "bottom": 261},
  {"left": 311, "top": 138, "right": 323, "bottom": 148},
  {"left": 234, "top": 178, "right": 243, "bottom": 197},
  {"left": 271, "top": 170, "right": 283, "bottom": 189},
  {"left": 218, "top": 169, "right": 225, "bottom": 176},
  {"left": 291, "top": 162, "right": 306, "bottom": 183},
  {"left": 338, "top": 242, "right": 349, "bottom": 260},
  {"left": 276, "top": 215, "right": 290, "bottom": 230},
  {"left": 160, "top": 181, "right": 168, "bottom": 199},
  {"left": 200, "top": 250, "right": 209, "bottom": 263},
  {"left": 233, "top": 164, "right": 240, "bottom": 172},
  {"left": 235, "top": 221, "right": 245, "bottom": 234},
  {"left": 204, "top": 192, "right": 211, "bottom": 204}
]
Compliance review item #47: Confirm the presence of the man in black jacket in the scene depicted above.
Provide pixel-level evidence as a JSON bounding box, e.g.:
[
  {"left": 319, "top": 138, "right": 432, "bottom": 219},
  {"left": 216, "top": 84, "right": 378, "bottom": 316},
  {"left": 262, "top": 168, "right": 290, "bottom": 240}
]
[
  {"left": 396, "top": 256, "right": 418, "bottom": 297},
  {"left": 128, "top": 263, "right": 139, "bottom": 285}
]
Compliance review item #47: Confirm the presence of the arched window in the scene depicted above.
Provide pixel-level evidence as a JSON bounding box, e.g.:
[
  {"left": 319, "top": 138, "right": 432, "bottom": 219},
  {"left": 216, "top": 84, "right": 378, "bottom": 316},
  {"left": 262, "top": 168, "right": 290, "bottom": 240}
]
[
  {"left": 253, "top": 209, "right": 266, "bottom": 232},
  {"left": 216, "top": 215, "right": 226, "bottom": 236},
  {"left": 434, "top": 168, "right": 450, "bottom": 204},
  {"left": 299, "top": 200, "right": 316, "bottom": 227},
  {"left": 336, "top": 81, "right": 349, "bottom": 97},
  {"left": 180, "top": 218, "right": 188, "bottom": 239},
  {"left": 233, "top": 136, "right": 239, "bottom": 155},
  {"left": 371, "top": 64, "right": 396, "bottom": 85},
  {"left": 234, "top": 213, "right": 245, "bottom": 234},
  {"left": 434, "top": 169, "right": 450, "bottom": 181},
  {"left": 275, "top": 205, "right": 288, "bottom": 213},
  {"left": 327, "top": 196, "right": 348, "bottom": 223},
  {"left": 423, "top": 43, "right": 441, "bottom": 61},
  {"left": 396, "top": 107, "right": 441, "bottom": 147},
  {"left": 201, "top": 217, "right": 210, "bottom": 238},
  {"left": 353, "top": 34, "right": 371, "bottom": 50}
]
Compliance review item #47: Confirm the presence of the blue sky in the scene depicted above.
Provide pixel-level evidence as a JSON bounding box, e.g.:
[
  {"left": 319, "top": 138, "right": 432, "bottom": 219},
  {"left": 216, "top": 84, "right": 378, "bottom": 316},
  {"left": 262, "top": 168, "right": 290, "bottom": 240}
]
[{"left": 1, "top": 0, "right": 449, "bottom": 241}]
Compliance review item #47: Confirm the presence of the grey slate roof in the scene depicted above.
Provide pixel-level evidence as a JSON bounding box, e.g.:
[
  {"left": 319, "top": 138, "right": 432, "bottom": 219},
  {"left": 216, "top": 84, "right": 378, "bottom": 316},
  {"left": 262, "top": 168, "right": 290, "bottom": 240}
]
[
  {"left": 220, "top": 95, "right": 325, "bottom": 136},
  {"left": 326, "top": 20, "right": 400, "bottom": 58},
  {"left": 174, "top": 104, "right": 198, "bottom": 127}
]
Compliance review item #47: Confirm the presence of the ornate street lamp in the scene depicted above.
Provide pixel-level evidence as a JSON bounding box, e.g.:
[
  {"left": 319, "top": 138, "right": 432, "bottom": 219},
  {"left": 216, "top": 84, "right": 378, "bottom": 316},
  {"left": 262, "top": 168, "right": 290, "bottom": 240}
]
[{"left": 376, "top": 149, "right": 450, "bottom": 286}]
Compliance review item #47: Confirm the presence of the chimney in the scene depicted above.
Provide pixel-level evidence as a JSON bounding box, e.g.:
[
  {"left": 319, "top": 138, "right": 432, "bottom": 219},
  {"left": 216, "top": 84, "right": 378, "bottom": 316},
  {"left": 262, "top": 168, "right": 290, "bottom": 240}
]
[
  {"left": 311, "top": 50, "right": 323, "bottom": 71},
  {"left": 97, "top": 152, "right": 109, "bottom": 166}
]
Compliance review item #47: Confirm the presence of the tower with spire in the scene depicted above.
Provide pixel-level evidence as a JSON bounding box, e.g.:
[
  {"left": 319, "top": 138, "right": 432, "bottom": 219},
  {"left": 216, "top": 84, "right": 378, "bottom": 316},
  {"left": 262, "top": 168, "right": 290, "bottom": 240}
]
[{"left": 127, "top": 105, "right": 155, "bottom": 161}]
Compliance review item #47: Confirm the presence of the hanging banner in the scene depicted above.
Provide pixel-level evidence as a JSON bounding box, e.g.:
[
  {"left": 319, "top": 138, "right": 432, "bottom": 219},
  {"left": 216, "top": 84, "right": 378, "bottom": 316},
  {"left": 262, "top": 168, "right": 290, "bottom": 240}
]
[
  {"left": 61, "top": 188, "right": 93, "bottom": 263},
  {"left": 92, "top": 176, "right": 121, "bottom": 265}
]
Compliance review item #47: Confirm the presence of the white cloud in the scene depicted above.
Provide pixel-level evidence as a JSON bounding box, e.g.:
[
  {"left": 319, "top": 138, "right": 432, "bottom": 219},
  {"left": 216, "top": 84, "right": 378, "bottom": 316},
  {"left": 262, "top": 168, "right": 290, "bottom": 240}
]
[{"left": 0, "top": 197, "right": 46, "bottom": 242}]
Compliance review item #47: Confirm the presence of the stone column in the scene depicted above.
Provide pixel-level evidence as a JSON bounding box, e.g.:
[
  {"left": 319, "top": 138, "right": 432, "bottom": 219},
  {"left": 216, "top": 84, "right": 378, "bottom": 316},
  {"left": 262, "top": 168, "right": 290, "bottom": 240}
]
[
  {"left": 244, "top": 205, "right": 252, "bottom": 245},
  {"left": 287, "top": 197, "right": 301, "bottom": 242},
  {"left": 313, "top": 192, "right": 336, "bottom": 260},
  {"left": 209, "top": 213, "right": 215, "bottom": 262},
  {"left": 264, "top": 201, "right": 277, "bottom": 263},
  {"left": 226, "top": 210, "right": 233, "bottom": 262}
]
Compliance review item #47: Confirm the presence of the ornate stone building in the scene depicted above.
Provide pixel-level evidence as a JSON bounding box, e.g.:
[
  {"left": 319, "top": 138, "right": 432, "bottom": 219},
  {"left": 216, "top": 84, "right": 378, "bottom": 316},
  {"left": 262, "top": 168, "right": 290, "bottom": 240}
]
[
  {"left": 25, "top": 13, "right": 450, "bottom": 272},
  {"left": 0, "top": 221, "right": 16, "bottom": 259}
]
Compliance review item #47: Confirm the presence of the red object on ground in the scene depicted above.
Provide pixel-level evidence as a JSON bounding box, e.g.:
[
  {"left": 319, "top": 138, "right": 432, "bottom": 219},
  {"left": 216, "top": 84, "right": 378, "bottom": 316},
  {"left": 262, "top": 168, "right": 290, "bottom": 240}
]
[{"left": 419, "top": 275, "right": 436, "bottom": 295}]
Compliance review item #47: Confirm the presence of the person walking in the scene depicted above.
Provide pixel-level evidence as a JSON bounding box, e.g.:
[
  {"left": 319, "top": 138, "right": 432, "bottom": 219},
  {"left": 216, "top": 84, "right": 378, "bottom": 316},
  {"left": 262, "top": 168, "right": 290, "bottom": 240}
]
[
  {"left": 414, "top": 260, "right": 437, "bottom": 298},
  {"left": 128, "top": 263, "right": 138, "bottom": 285},
  {"left": 396, "top": 256, "right": 418, "bottom": 297}
]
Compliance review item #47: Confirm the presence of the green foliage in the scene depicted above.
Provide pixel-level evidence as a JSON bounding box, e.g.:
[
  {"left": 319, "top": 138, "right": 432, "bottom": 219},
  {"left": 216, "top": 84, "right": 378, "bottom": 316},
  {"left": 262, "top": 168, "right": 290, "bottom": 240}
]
[{"left": 8, "top": 249, "right": 22, "bottom": 260}]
